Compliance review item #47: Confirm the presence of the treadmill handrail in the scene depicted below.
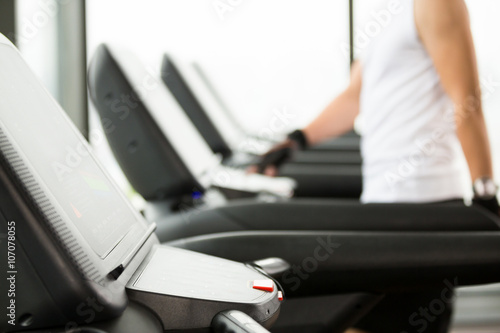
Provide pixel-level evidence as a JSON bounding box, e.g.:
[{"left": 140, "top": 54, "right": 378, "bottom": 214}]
[{"left": 168, "top": 230, "right": 500, "bottom": 294}]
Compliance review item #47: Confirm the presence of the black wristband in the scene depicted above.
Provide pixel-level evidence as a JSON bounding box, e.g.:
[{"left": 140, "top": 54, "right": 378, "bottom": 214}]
[{"left": 287, "top": 130, "right": 308, "bottom": 150}]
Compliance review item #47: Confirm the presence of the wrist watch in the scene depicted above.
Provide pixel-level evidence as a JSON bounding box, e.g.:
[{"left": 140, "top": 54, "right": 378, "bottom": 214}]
[{"left": 473, "top": 177, "right": 498, "bottom": 199}]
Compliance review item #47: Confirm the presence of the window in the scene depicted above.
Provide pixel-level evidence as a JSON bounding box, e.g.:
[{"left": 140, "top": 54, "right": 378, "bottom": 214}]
[
  {"left": 86, "top": 0, "right": 350, "bottom": 131},
  {"left": 465, "top": 0, "right": 500, "bottom": 180}
]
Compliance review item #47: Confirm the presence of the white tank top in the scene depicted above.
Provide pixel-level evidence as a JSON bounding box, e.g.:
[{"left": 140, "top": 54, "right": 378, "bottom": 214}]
[{"left": 359, "top": 0, "right": 465, "bottom": 203}]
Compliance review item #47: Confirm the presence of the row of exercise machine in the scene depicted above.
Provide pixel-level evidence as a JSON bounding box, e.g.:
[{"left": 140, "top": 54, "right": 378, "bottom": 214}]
[{"left": 1, "top": 37, "right": 500, "bottom": 332}]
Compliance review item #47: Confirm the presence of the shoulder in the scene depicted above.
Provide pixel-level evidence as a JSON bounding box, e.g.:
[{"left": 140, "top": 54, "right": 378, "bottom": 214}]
[
  {"left": 415, "top": 0, "right": 470, "bottom": 35},
  {"left": 415, "top": 0, "right": 468, "bottom": 14}
]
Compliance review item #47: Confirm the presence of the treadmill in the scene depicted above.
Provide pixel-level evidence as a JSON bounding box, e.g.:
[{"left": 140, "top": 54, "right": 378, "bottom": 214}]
[
  {"left": 87, "top": 44, "right": 500, "bottom": 242},
  {"left": 160, "top": 54, "right": 362, "bottom": 166},
  {"left": 189, "top": 60, "right": 362, "bottom": 154},
  {"left": 2, "top": 36, "right": 500, "bottom": 333},
  {"left": 89, "top": 45, "right": 362, "bottom": 198},
  {"left": 88, "top": 44, "right": 297, "bottom": 202},
  {"left": 0, "top": 35, "right": 279, "bottom": 333},
  {"left": 163, "top": 55, "right": 364, "bottom": 198}
]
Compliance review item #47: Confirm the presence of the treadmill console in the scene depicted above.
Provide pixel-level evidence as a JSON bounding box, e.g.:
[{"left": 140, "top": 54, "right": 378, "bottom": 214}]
[
  {"left": 0, "top": 35, "right": 154, "bottom": 332},
  {"left": 0, "top": 35, "right": 279, "bottom": 332}
]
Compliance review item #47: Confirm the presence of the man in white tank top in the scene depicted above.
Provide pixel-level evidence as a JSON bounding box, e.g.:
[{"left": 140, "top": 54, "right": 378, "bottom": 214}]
[{"left": 252, "top": 0, "right": 499, "bottom": 332}]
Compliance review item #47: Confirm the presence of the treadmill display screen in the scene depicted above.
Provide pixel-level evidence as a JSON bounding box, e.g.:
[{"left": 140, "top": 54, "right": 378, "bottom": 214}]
[{"left": 0, "top": 44, "right": 146, "bottom": 258}]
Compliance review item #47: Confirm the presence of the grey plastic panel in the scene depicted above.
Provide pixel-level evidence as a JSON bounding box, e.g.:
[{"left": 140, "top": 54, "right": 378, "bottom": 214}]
[
  {"left": 130, "top": 246, "right": 273, "bottom": 303},
  {"left": 126, "top": 245, "right": 280, "bottom": 331}
]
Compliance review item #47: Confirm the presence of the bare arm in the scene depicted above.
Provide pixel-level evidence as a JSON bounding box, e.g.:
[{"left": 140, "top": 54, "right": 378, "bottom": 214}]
[
  {"left": 415, "top": 0, "right": 493, "bottom": 181},
  {"left": 302, "top": 61, "right": 363, "bottom": 146},
  {"left": 248, "top": 62, "right": 362, "bottom": 176}
]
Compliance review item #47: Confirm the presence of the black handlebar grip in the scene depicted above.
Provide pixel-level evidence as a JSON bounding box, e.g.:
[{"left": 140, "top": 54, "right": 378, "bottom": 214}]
[{"left": 211, "top": 310, "right": 270, "bottom": 333}]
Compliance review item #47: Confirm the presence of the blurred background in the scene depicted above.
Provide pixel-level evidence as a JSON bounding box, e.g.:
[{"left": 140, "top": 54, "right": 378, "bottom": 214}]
[
  {"left": 1, "top": 0, "right": 499, "bottom": 331},
  {"left": 5, "top": 0, "right": 500, "bottom": 188}
]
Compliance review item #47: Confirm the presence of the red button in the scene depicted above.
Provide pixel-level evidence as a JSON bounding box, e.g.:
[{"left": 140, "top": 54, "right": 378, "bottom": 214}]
[
  {"left": 252, "top": 279, "right": 274, "bottom": 292},
  {"left": 278, "top": 291, "right": 283, "bottom": 301}
]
